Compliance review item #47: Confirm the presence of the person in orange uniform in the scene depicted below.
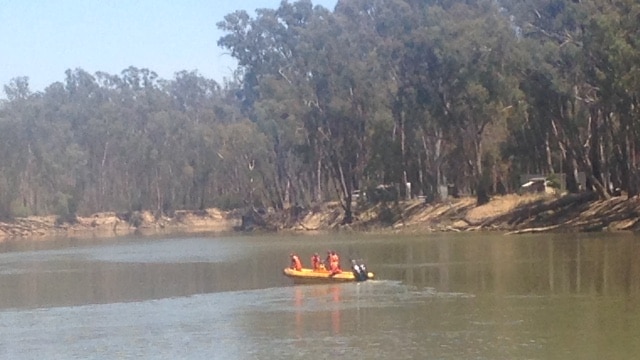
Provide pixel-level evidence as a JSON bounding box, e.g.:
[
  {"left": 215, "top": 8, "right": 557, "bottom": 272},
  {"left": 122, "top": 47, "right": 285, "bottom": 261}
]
[
  {"left": 311, "top": 253, "right": 322, "bottom": 271},
  {"left": 329, "top": 251, "right": 342, "bottom": 275},
  {"left": 290, "top": 253, "right": 302, "bottom": 271}
]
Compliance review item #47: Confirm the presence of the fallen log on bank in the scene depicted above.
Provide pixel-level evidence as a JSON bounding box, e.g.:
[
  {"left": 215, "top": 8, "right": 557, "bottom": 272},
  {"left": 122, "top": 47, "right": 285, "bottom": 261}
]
[{"left": 504, "top": 224, "right": 562, "bottom": 235}]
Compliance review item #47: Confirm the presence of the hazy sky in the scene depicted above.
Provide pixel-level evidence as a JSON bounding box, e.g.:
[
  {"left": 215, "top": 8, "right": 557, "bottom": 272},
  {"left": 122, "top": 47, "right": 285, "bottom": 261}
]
[{"left": 0, "top": 0, "right": 337, "bottom": 93}]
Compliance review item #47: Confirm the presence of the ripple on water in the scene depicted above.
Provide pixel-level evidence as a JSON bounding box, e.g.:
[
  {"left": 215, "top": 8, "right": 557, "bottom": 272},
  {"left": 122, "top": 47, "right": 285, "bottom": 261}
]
[{"left": 0, "top": 280, "right": 479, "bottom": 359}]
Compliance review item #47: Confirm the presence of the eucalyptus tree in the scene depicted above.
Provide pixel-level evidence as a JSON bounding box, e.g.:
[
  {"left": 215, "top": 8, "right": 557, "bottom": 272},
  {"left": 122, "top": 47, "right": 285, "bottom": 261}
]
[
  {"left": 504, "top": 0, "right": 609, "bottom": 198},
  {"left": 39, "top": 82, "right": 88, "bottom": 218},
  {"left": 406, "top": 1, "right": 521, "bottom": 204},
  {"left": 63, "top": 69, "right": 122, "bottom": 213},
  {"left": 112, "top": 67, "right": 171, "bottom": 212},
  {"left": 308, "top": 1, "right": 388, "bottom": 222},
  {"left": 337, "top": 0, "right": 422, "bottom": 199},
  {"left": 0, "top": 77, "right": 36, "bottom": 217},
  {"left": 164, "top": 71, "right": 268, "bottom": 211},
  {"left": 218, "top": 0, "right": 385, "bottom": 222},
  {"left": 218, "top": 1, "right": 318, "bottom": 209},
  {"left": 213, "top": 120, "right": 273, "bottom": 209},
  {"left": 580, "top": 0, "right": 640, "bottom": 196},
  {"left": 370, "top": 0, "right": 456, "bottom": 201},
  {"left": 165, "top": 71, "right": 226, "bottom": 210},
  {"left": 0, "top": 76, "right": 86, "bottom": 218}
]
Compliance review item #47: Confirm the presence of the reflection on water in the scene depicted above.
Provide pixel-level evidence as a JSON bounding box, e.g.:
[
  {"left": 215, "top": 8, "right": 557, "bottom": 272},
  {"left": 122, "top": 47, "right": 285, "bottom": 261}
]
[
  {"left": 293, "top": 284, "right": 343, "bottom": 337},
  {"left": 1, "top": 232, "right": 640, "bottom": 359},
  {"left": 0, "top": 235, "right": 288, "bottom": 309},
  {"left": 383, "top": 233, "right": 640, "bottom": 297}
]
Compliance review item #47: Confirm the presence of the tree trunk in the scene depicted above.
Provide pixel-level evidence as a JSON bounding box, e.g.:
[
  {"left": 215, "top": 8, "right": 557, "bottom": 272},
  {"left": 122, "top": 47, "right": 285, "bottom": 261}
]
[
  {"left": 545, "top": 134, "right": 553, "bottom": 174},
  {"left": 474, "top": 136, "right": 489, "bottom": 205},
  {"left": 316, "top": 158, "right": 322, "bottom": 203},
  {"left": 336, "top": 162, "right": 353, "bottom": 224},
  {"left": 589, "top": 107, "right": 603, "bottom": 192}
]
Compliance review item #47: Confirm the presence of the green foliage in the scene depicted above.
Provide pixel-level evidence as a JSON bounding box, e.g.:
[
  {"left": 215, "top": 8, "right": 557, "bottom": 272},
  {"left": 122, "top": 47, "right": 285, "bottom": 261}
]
[
  {"left": 9, "top": 199, "right": 29, "bottom": 218},
  {"left": 0, "top": 0, "right": 637, "bottom": 221}
]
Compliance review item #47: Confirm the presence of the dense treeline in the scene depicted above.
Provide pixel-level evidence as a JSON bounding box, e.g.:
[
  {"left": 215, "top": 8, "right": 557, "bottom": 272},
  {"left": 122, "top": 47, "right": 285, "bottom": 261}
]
[
  {"left": 0, "top": 0, "right": 638, "bottom": 224},
  {"left": 0, "top": 69, "right": 262, "bottom": 219}
]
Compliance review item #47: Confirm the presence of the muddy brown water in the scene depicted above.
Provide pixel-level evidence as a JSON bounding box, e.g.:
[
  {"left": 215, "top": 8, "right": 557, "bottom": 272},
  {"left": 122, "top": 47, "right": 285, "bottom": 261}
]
[{"left": 1, "top": 232, "right": 639, "bottom": 359}]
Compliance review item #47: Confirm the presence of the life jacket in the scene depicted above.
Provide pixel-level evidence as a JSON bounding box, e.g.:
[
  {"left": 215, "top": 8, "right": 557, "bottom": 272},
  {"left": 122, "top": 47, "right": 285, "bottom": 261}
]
[
  {"left": 291, "top": 255, "right": 302, "bottom": 271},
  {"left": 311, "top": 255, "right": 321, "bottom": 270},
  {"left": 331, "top": 254, "right": 341, "bottom": 269},
  {"left": 329, "top": 253, "right": 342, "bottom": 273}
]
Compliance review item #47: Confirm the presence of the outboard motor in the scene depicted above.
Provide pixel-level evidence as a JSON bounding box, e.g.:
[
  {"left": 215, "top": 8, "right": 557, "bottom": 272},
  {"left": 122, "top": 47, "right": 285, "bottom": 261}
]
[{"left": 351, "top": 259, "right": 369, "bottom": 282}]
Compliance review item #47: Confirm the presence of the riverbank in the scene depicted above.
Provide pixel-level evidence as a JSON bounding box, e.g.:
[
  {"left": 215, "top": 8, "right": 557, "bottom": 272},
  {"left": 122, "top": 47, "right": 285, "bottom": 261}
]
[
  {"left": 287, "top": 192, "right": 640, "bottom": 233},
  {"left": 0, "top": 208, "right": 240, "bottom": 239},
  {"left": 1, "top": 192, "right": 639, "bottom": 239}
]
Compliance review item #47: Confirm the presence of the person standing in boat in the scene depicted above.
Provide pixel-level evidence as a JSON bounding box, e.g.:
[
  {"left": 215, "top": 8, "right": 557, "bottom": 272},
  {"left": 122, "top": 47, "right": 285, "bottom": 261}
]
[{"left": 290, "top": 253, "right": 302, "bottom": 271}]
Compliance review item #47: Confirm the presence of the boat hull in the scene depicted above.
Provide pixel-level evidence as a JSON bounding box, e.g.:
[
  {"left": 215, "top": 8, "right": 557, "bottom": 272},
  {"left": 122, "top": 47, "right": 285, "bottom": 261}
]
[{"left": 283, "top": 267, "right": 374, "bottom": 284}]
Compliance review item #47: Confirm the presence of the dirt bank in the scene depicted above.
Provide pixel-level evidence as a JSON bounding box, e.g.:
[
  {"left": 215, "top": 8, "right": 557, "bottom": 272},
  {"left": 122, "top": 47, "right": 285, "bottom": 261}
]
[
  {"left": 1, "top": 192, "right": 639, "bottom": 240},
  {"left": 0, "top": 208, "right": 240, "bottom": 239},
  {"left": 285, "top": 192, "right": 640, "bottom": 233}
]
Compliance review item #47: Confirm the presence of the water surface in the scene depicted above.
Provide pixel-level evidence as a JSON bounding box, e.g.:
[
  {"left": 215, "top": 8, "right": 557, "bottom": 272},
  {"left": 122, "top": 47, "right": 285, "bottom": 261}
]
[{"left": 1, "top": 232, "right": 639, "bottom": 359}]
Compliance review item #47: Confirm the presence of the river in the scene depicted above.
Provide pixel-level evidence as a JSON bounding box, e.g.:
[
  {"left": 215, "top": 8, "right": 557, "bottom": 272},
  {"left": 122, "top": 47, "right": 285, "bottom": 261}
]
[{"left": 0, "top": 231, "right": 639, "bottom": 359}]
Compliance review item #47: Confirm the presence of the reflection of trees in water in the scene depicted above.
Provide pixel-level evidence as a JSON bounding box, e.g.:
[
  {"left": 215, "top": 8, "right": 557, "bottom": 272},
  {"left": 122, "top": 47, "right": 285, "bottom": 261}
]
[
  {"left": 293, "top": 285, "right": 342, "bottom": 338},
  {"left": 545, "top": 237, "right": 639, "bottom": 296},
  {"left": 400, "top": 236, "right": 640, "bottom": 296}
]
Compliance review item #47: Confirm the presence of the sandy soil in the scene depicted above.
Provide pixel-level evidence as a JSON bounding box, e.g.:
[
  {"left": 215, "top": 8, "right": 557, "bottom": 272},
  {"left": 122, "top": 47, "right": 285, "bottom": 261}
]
[
  {"left": 291, "top": 192, "right": 640, "bottom": 234},
  {"left": 0, "top": 209, "right": 240, "bottom": 240}
]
